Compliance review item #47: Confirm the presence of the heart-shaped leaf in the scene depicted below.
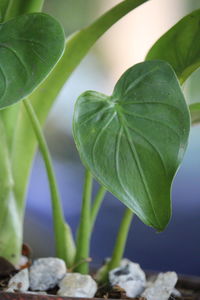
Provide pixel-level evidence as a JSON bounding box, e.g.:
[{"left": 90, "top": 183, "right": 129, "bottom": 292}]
[
  {"left": 0, "top": 13, "right": 65, "bottom": 109},
  {"left": 73, "top": 60, "right": 190, "bottom": 231},
  {"left": 146, "top": 9, "right": 200, "bottom": 84}
]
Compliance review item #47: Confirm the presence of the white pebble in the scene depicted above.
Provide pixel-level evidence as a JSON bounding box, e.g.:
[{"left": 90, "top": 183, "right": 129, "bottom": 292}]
[
  {"left": 58, "top": 273, "right": 97, "bottom": 298},
  {"left": 7, "top": 268, "right": 29, "bottom": 292},
  {"left": 29, "top": 257, "right": 66, "bottom": 291},
  {"left": 142, "top": 272, "right": 178, "bottom": 300},
  {"left": 172, "top": 288, "right": 181, "bottom": 297},
  {"left": 109, "top": 259, "right": 146, "bottom": 297}
]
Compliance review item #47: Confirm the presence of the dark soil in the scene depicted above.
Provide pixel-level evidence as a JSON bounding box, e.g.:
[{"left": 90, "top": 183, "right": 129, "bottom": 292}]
[
  {"left": 95, "top": 283, "right": 146, "bottom": 299},
  {"left": 174, "top": 275, "right": 200, "bottom": 300}
]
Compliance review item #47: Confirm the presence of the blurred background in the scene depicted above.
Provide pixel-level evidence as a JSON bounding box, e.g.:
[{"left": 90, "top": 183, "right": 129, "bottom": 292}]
[{"left": 24, "top": 0, "right": 200, "bottom": 276}]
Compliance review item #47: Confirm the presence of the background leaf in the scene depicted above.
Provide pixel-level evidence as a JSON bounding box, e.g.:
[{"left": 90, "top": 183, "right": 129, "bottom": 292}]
[
  {"left": 73, "top": 61, "right": 190, "bottom": 231},
  {"left": 0, "top": 13, "right": 65, "bottom": 109},
  {"left": 146, "top": 9, "right": 200, "bottom": 85},
  {"left": 4, "top": 0, "right": 44, "bottom": 20},
  {"left": 189, "top": 103, "right": 200, "bottom": 124},
  {"left": 0, "top": 118, "right": 22, "bottom": 264}
]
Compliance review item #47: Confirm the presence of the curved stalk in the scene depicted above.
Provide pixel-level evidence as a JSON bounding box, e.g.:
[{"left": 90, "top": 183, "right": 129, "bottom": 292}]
[
  {"left": 74, "top": 170, "right": 93, "bottom": 274},
  {"left": 23, "top": 99, "right": 75, "bottom": 266},
  {"left": 99, "top": 208, "right": 134, "bottom": 282},
  {"left": 90, "top": 186, "right": 106, "bottom": 232}
]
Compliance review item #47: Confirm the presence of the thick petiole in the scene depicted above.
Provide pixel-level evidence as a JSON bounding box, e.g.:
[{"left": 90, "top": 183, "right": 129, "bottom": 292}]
[
  {"left": 23, "top": 99, "right": 75, "bottom": 267},
  {"left": 74, "top": 169, "right": 93, "bottom": 274}
]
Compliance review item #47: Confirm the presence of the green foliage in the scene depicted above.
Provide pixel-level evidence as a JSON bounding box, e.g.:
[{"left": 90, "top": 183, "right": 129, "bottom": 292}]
[
  {"left": 0, "top": 0, "right": 196, "bottom": 273},
  {"left": 4, "top": 0, "right": 44, "bottom": 20},
  {"left": 3, "top": 0, "right": 149, "bottom": 266},
  {"left": 0, "top": 118, "right": 22, "bottom": 264},
  {"left": 0, "top": 13, "right": 64, "bottom": 109},
  {"left": 146, "top": 9, "right": 200, "bottom": 124},
  {"left": 189, "top": 103, "right": 200, "bottom": 124},
  {"left": 10, "top": 0, "right": 149, "bottom": 211},
  {"left": 73, "top": 60, "right": 190, "bottom": 231},
  {"left": 0, "top": 10, "right": 65, "bottom": 264},
  {"left": 146, "top": 9, "right": 200, "bottom": 84},
  {"left": 0, "top": 0, "right": 11, "bottom": 22}
]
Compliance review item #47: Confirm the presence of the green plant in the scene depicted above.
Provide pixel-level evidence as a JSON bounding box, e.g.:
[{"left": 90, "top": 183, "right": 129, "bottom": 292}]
[{"left": 0, "top": 0, "right": 199, "bottom": 283}]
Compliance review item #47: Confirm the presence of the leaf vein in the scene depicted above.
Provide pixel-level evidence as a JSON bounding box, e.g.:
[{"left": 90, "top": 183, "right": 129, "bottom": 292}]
[
  {"left": 115, "top": 126, "right": 135, "bottom": 201},
  {"left": 0, "top": 44, "right": 29, "bottom": 77},
  {"left": 92, "top": 111, "right": 116, "bottom": 169},
  {"left": 79, "top": 106, "right": 111, "bottom": 126},
  {"left": 121, "top": 108, "right": 181, "bottom": 138},
  {"left": 123, "top": 67, "right": 159, "bottom": 97},
  {"left": 125, "top": 122, "right": 167, "bottom": 175},
  {"left": 118, "top": 112, "right": 162, "bottom": 228},
  {"left": 123, "top": 100, "right": 181, "bottom": 112},
  {"left": 0, "top": 66, "right": 7, "bottom": 99}
]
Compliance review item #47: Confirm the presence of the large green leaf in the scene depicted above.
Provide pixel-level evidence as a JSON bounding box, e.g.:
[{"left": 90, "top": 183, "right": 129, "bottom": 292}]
[
  {"left": 0, "top": 0, "right": 149, "bottom": 263},
  {"left": 0, "top": 13, "right": 64, "bottom": 109},
  {"left": 146, "top": 9, "right": 200, "bottom": 85},
  {"left": 73, "top": 60, "right": 190, "bottom": 231}
]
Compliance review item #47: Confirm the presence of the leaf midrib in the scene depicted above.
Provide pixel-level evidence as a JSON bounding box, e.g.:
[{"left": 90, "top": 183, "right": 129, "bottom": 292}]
[{"left": 116, "top": 108, "right": 162, "bottom": 228}]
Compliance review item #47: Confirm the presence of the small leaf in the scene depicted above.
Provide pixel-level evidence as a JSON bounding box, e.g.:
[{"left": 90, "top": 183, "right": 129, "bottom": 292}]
[
  {"left": 0, "top": 13, "right": 64, "bottom": 109},
  {"left": 189, "top": 103, "right": 200, "bottom": 124},
  {"left": 73, "top": 60, "right": 190, "bottom": 231},
  {"left": 146, "top": 9, "right": 200, "bottom": 84}
]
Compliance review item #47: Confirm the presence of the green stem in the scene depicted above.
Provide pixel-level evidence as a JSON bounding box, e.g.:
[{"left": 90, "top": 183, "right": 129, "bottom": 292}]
[
  {"left": 74, "top": 170, "right": 93, "bottom": 274},
  {"left": 23, "top": 99, "right": 75, "bottom": 266},
  {"left": 109, "top": 208, "right": 133, "bottom": 269},
  {"left": 90, "top": 186, "right": 106, "bottom": 232},
  {"left": 99, "top": 208, "right": 134, "bottom": 282},
  {"left": 22, "top": 0, "right": 44, "bottom": 13},
  {"left": 5, "top": 0, "right": 44, "bottom": 21}
]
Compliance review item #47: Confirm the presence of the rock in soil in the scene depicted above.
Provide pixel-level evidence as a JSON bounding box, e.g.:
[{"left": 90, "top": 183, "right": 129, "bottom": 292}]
[
  {"left": 7, "top": 268, "right": 29, "bottom": 292},
  {"left": 29, "top": 257, "right": 66, "bottom": 291},
  {"left": 109, "top": 259, "right": 146, "bottom": 298},
  {"left": 142, "top": 271, "right": 178, "bottom": 300},
  {"left": 58, "top": 273, "right": 97, "bottom": 298}
]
